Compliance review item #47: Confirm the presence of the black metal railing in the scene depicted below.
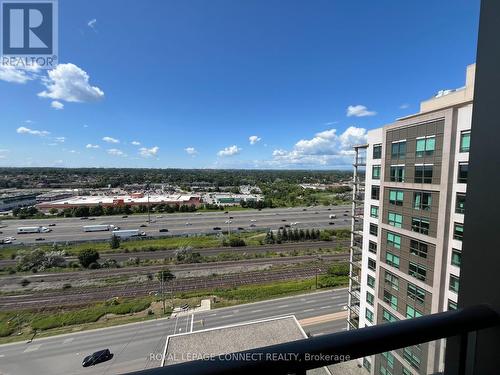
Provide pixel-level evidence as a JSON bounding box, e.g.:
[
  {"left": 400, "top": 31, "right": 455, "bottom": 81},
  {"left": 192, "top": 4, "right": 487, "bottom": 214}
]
[{"left": 127, "top": 304, "right": 499, "bottom": 375}]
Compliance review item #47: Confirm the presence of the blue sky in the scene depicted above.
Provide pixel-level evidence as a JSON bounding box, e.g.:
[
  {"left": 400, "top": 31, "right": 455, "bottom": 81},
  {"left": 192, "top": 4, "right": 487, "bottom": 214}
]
[{"left": 0, "top": 0, "right": 480, "bottom": 169}]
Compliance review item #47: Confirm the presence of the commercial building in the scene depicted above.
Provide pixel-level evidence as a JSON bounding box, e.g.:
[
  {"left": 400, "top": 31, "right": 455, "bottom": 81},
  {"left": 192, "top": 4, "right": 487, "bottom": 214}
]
[
  {"left": 350, "top": 64, "right": 473, "bottom": 374},
  {"left": 36, "top": 190, "right": 77, "bottom": 203},
  {"left": 212, "top": 193, "right": 261, "bottom": 205},
  {"left": 36, "top": 193, "right": 202, "bottom": 212},
  {"left": 0, "top": 191, "right": 38, "bottom": 212}
]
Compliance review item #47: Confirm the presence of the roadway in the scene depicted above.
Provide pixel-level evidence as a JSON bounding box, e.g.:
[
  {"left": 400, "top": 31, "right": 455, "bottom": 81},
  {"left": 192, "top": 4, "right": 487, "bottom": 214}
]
[
  {"left": 0, "top": 289, "right": 348, "bottom": 375},
  {"left": 0, "top": 205, "right": 351, "bottom": 245}
]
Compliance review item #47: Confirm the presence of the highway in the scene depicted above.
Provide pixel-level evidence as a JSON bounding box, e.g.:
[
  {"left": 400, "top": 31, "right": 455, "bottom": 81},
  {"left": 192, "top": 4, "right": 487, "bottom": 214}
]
[
  {"left": 0, "top": 289, "right": 348, "bottom": 375},
  {"left": 0, "top": 205, "right": 351, "bottom": 245}
]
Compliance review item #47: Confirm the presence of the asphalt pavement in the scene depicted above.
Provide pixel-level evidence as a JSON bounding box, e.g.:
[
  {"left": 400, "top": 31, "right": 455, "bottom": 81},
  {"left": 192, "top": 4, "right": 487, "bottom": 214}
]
[
  {"left": 0, "top": 205, "right": 351, "bottom": 245},
  {"left": 0, "top": 289, "right": 348, "bottom": 375}
]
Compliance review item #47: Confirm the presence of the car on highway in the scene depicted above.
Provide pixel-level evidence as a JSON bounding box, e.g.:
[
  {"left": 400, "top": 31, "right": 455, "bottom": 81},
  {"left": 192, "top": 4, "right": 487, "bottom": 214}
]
[
  {"left": 302, "top": 208, "right": 307, "bottom": 211},
  {"left": 279, "top": 226, "right": 284, "bottom": 230},
  {"left": 327, "top": 208, "right": 332, "bottom": 211},
  {"left": 250, "top": 223, "right": 256, "bottom": 227},
  {"left": 157, "top": 215, "right": 163, "bottom": 218},
  {"left": 343, "top": 213, "right": 348, "bottom": 217},
  {"left": 281, "top": 219, "right": 287, "bottom": 222},
  {"left": 250, "top": 219, "right": 257, "bottom": 222},
  {"left": 224, "top": 211, "right": 228, "bottom": 214},
  {"left": 48, "top": 223, "right": 56, "bottom": 227},
  {"left": 213, "top": 227, "right": 221, "bottom": 230},
  {"left": 140, "top": 224, "right": 147, "bottom": 227},
  {"left": 229, "top": 216, "right": 234, "bottom": 219},
  {"left": 80, "top": 217, "right": 88, "bottom": 220},
  {"left": 185, "top": 222, "right": 192, "bottom": 226},
  {"left": 224, "top": 220, "right": 232, "bottom": 224},
  {"left": 284, "top": 224, "right": 291, "bottom": 228},
  {"left": 329, "top": 222, "right": 335, "bottom": 225},
  {"left": 89, "top": 218, "right": 96, "bottom": 221},
  {"left": 35, "top": 237, "right": 45, "bottom": 241},
  {"left": 159, "top": 229, "right": 169, "bottom": 232},
  {"left": 82, "top": 349, "right": 112, "bottom": 367},
  {"left": 122, "top": 215, "right": 128, "bottom": 218},
  {"left": 237, "top": 227, "right": 244, "bottom": 230}
]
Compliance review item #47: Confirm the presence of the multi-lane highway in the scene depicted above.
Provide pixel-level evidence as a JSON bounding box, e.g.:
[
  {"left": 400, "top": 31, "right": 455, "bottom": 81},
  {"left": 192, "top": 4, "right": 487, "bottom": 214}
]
[
  {"left": 0, "top": 205, "right": 351, "bottom": 245},
  {"left": 0, "top": 289, "right": 348, "bottom": 375}
]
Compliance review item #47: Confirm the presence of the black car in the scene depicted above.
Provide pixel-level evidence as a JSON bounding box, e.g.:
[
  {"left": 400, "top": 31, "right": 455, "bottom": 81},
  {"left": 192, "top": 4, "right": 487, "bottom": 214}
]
[
  {"left": 159, "top": 228, "right": 169, "bottom": 232},
  {"left": 329, "top": 222, "right": 335, "bottom": 225},
  {"left": 213, "top": 226, "right": 221, "bottom": 230},
  {"left": 35, "top": 237, "right": 45, "bottom": 241},
  {"left": 237, "top": 227, "right": 244, "bottom": 230},
  {"left": 82, "top": 349, "right": 112, "bottom": 367},
  {"left": 80, "top": 217, "right": 88, "bottom": 220},
  {"left": 48, "top": 223, "right": 56, "bottom": 227},
  {"left": 224, "top": 211, "right": 228, "bottom": 214},
  {"left": 140, "top": 224, "right": 147, "bottom": 227},
  {"left": 229, "top": 216, "right": 234, "bottom": 219},
  {"left": 343, "top": 213, "right": 348, "bottom": 216},
  {"left": 284, "top": 224, "right": 291, "bottom": 228},
  {"left": 122, "top": 215, "right": 128, "bottom": 218},
  {"left": 281, "top": 219, "right": 287, "bottom": 222}
]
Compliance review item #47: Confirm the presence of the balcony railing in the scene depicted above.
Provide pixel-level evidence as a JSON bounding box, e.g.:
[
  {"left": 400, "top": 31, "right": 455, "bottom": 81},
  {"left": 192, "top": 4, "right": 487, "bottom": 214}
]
[{"left": 128, "top": 305, "right": 499, "bottom": 375}]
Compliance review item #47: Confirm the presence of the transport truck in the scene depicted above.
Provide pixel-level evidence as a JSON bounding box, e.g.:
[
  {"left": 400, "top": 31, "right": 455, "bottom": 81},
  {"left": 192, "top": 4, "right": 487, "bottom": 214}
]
[
  {"left": 111, "top": 229, "right": 146, "bottom": 239},
  {"left": 329, "top": 214, "right": 337, "bottom": 219},
  {"left": 83, "top": 225, "right": 118, "bottom": 232},
  {"left": 17, "top": 226, "right": 51, "bottom": 234}
]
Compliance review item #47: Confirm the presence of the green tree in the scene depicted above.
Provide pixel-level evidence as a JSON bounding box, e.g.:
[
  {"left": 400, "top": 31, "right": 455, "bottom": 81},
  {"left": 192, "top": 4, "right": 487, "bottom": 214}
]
[
  {"left": 78, "top": 249, "right": 100, "bottom": 268},
  {"left": 157, "top": 268, "right": 175, "bottom": 282}
]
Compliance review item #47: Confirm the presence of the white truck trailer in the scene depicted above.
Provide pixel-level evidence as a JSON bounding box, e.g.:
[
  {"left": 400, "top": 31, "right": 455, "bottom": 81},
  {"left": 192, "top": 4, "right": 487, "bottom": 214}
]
[
  {"left": 329, "top": 214, "right": 337, "bottom": 219},
  {"left": 111, "top": 229, "right": 146, "bottom": 239},
  {"left": 83, "top": 225, "right": 118, "bottom": 232},
  {"left": 17, "top": 226, "right": 51, "bottom": 234}
]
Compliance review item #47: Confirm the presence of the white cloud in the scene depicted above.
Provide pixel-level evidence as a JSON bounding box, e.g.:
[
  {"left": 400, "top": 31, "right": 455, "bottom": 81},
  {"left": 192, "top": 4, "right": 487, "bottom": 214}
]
[
  {"left": 102, "top": 136, "right": 119, "bottom": 144},
  {"left": 346, "top": 105, "right": 376, "bottom": 117},
  {"left": 0, "top": 66, "right": 32, "bottom": 84},
  {"left": 217, "top": 145, "right": 241, "bottom": 157},
  {"left": 185, "top": 147, "right": 197, "bottom": 156},
  {"left": 87, "top": 19, "right": 97, "bottom": 29},
  {"left": 55, "top": 137, "right": 66, "bottom": 143},
  {"left": 0, "top": 149, "right": 8, "bottom": 159},
  {"left": 270, "top": 126, "right": 367, "bottom": 167},
  {"left": 107, "top": 148, "right": 126, "bottom": 157},
  {"left": 86, "top": 144, "right": 100, "bottom": 149},
  {"left": 16, "top": 126, "right": 50, "bottom": 137},
  {"left": 38, "top": 63, "right": 104, "bottom": 103},
  {"left": 249, "top": 135, "right": 262, "bottom": 145},
  {"left": 51, "top": 100, "right": 64, "bottom": 110},
  {"left": 400, "top": 103, "right": 410, "bottom": 109},
  {"left": 131, "top": 141, "right": 141, "bottom": 146},
  {"left": 139, "top": 146, "right": 160, "bottom": 158}
]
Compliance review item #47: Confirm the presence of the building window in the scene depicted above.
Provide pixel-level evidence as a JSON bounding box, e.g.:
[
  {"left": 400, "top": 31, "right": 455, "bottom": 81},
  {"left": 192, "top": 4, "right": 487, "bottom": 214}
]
[
  {"left": 414, "top": 165, "right": 433, "bottom": 184},
  {"left": 388, "top": 212, "right": 403, "bottom": 228},
  {"left": 371, "top": 185, "right": 380, "bottom": 200},
  {"left": 454, "top": 223, "right": 464, "bottom": 241},
  {"left": 449, "top": 275, "right": 460, "bottom": 293},
  {"left": 403, "top": 348, "right": 421, "bottom": 370},
  {"left": 409, "top": 262, "right": 427, "bottom": 282},
  {"left": 369, "top": 241, "right": 377, "bottom": 254},
  {"left": 385, "top": 252, "right": 400, "bottom": 268},
  {"left": 391, "top": 140, "right": 406, "bottom": 159},
  {"left": 455, "top": 193, "right": 466, "bottom": 214},
  {"left": 379, "top": 365, "right": 393, "bottom": 375},
  {"left": 406, "top": 305, "right": 423, "bottom": 319},
  {"left": 367, "top": 275, "right": 375, "bottom": 288},
  {"left": 370, "top": 205, "right": 379, "bottom": 218},
  {"left": 384, "top": 272, "right": 399, "bottom": 291},
  {"left": 382, "top": 351, "right": 395, "bottom": 369},
  {"left": 402, "top": 367, "right": 412, "bottom": 375},
  {"left": 460, "top": 130, "right": 471, "bottom": 152},
  {"left": 368, "top": 258, "right": 376, "bottom": 271},
  {"left": 389, "top": 190, "right": 404, "bottom": 206},
  {"left": 411, "top": 217, "right": 430, "bottom": 235},
  {"left": 369, "top": 223, "right": 378, "bottom": 236},
  {"left": 451, "top": 249, "right": 461, "bottom": 267},
  {"left": 390, "top": 166, "right": 405, "bottom": 182},
  {"left": 458, "top": 162, "right": 468, "bottom": 183},
  {"left": 407, "top": 283, "right": 425, "bottom": 304},
  {"left": 413, "top": 192, "right": 432, "bottom": 210},
  {"left": 373, "top": 144, "right": 382, "bottom": 159},
  {"left": 366, "top": 308, "right": 374, "bottom": 323},
  {"left": 372, "top": 165, "right": 381, "bottom": 180},
  {"left": 387, "top": 232, "right": 401, "bottom": 249},
  {"left": 363, "top": 358, "right": 372, "bottom": 371},
  {"left": 409, "top": 239, "right": 428, "bottom": 258},
  {"left": 416, "top": 135, "right": 436, "bottom": 157},
  {"left": 366, "top": 292, "right": 374, "bottom": 306},
  {"left": 382, "top": 308, "right": 398, "bottom": 323},
  {"left": 383, "top": 290, "right": 398, "bottom": 310},
  {"left": 448, "top": 300, "right": 458, "bottom": 310}
]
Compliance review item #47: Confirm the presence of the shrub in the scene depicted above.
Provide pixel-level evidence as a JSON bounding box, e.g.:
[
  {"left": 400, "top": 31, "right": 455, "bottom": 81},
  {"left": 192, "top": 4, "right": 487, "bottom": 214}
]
[{"left": 78, "top": 249, "right": 100, "bottom": 268}]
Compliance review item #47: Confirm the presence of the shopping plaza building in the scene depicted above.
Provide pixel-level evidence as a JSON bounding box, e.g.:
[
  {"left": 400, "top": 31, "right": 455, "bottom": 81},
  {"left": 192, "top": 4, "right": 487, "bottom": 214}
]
[{"left": 348, "top": 64, "right": 474, "bottom": 374}]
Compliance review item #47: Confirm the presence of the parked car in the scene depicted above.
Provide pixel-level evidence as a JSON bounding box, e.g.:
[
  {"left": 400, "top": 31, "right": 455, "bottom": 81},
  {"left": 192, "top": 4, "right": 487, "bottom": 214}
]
[
  {"left": 82, "top": 349, "right": 112, "bottom": 367},
  {"left": 159, "top": 229, "right": 169, "bottom": 233}
]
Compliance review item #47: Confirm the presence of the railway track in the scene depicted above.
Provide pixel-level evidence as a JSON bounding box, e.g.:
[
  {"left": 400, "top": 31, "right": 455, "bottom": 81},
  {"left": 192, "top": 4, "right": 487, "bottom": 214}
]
[
  {"left": 0, "top": 252, "right": 348, "bottom": 285},
  {"left": 0, "top": 240, "right": 350, "bottom": 267},
  {"left": 0, "top": 264, "right": 338, "bottom": 310}
]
